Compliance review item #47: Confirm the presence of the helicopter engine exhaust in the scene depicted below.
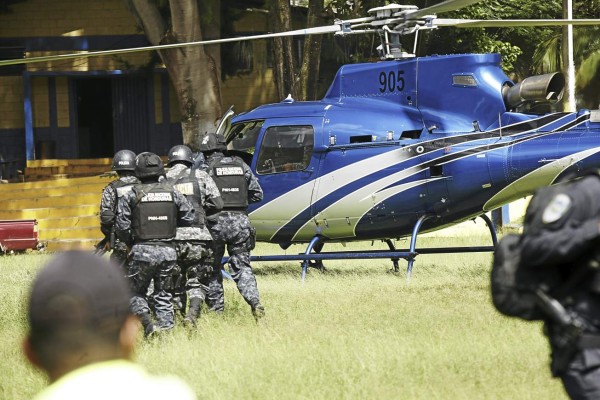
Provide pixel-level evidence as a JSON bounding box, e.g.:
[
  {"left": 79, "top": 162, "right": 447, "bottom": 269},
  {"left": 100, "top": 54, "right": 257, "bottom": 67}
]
[{"left": 502, "top": 72, "right": 565, "bottom": 110}]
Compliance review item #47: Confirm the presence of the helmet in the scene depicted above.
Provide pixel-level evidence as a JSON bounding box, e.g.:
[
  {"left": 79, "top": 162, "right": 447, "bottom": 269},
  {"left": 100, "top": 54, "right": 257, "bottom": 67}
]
[
  {"left": 215, "top": 133, "right": 228, "bottom": 151},
  {"left": 112, "top": 150, "right": 136, "bottom": 171},
  {"left": 135, "top": 152, "right": 165, "bottom": 179},
  {"left": 167, "top": 145, "right": 193, "bottom": 166},
  {"left": 198, "top": 133, "right": 227, "bottom": 153}
]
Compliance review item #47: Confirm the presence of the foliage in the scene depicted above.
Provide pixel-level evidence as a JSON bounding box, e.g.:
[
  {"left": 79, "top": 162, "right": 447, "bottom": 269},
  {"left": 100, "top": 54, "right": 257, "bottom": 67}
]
[{"left": 0, "top": 239, "right": 568, "bottom": 399}]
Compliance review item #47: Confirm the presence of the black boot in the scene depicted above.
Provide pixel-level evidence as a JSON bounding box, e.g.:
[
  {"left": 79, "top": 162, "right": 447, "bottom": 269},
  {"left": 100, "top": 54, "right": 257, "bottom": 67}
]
[
  {"left": 139, "top": 312, "right": 156, "bottom": 338},
  {"left": 184, "top": 297, "right": 202, "bottom": 327}
]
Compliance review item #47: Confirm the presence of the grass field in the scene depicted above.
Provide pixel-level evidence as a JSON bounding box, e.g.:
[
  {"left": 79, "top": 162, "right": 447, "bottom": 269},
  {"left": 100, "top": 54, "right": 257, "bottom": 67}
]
[{"left": 0, "top": 235, "right": 567, "bottom": 399}]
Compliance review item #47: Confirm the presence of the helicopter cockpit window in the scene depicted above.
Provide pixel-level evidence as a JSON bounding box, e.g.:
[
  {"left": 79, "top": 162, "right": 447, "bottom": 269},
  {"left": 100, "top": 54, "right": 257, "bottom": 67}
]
[
  {"left": 256, "top": 125, "right": 314, "bottom": 175},
  {"left": 227, "top": 120, "right": 265, "bottom": 155}
]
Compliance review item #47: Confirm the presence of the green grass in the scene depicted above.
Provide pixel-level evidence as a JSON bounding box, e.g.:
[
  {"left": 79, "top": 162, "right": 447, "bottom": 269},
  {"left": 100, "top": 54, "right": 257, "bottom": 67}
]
[{"left": 0, "top": 236, "right": 566, "bottom": 399}]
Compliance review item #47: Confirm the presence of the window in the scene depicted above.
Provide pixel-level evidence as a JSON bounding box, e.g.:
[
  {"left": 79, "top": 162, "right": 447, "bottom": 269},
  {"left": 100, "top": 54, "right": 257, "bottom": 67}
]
[
  {"left": 256, "top": 125, "right": 314, "bottom": 175},
  {"left": 227, "top": 120, "right": 265, "bottom": 155}
]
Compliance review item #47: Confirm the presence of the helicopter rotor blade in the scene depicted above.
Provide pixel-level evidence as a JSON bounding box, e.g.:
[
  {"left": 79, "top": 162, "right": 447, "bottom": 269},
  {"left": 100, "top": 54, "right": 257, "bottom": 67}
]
[
  {"left": 435, "top": 18, "right": 600, "bottom": 28},
  {"left": 404, "top": 0, "right": 483, "bottom": 20},
  {"left": 0, "top": 20, "right": 372, "bottom": 67}
]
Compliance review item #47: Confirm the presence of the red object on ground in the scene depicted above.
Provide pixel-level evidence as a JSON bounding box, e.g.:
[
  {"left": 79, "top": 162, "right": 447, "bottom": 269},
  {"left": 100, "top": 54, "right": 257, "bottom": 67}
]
[{"left": 0, "top": 219, "right": 41, "bottom": 253}]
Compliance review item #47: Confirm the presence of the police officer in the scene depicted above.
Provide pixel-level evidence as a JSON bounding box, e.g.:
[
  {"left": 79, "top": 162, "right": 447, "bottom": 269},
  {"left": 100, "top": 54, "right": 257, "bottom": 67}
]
[
  {"left": 116, "top": 152, "right": 195, "bottom": 336},
  {"left": 166, "top": 144, "right": 223, "bottom": 326},
  {"left": 518, "top": 173, "right": 600, "bottom": 399},
  {"left": 199, "top": 132, "right": 265, "bottom": 320},
  {"left": 99, "top": 150, "right": 139, "bottom": 267}
]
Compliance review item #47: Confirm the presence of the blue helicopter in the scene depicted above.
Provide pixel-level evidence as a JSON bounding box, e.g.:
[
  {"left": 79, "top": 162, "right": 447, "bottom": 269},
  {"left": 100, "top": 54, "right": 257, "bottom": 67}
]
[
  {"left": 213, "top": 1, "right": 600, "bottom": 278},
  {"left": 3, "top": 0, "right": 599, "bottom": 278}
]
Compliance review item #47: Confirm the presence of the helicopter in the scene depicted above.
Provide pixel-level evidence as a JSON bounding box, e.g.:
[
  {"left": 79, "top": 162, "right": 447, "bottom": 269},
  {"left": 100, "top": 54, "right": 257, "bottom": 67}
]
[
  {"left": 2, "top": 0, "right": 600, "bottom": 279},
  {"left": 214, "top": 1, "right": 600, "bottom": 279}
]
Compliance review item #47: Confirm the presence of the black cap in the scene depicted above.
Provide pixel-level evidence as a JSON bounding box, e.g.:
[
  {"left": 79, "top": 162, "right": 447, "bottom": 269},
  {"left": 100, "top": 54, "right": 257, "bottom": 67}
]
[
  {"left": 27, "top": 251, "right": 131, "bottom": 341},
  {"left": 135, "top": 152, "right": 165, "bottom": 179}
]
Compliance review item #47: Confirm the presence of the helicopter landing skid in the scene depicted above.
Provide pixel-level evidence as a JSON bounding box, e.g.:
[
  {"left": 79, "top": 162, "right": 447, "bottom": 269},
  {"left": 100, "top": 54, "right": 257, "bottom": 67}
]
[{"left": 224, "top": 213, "right": 498, "bottom": 282}]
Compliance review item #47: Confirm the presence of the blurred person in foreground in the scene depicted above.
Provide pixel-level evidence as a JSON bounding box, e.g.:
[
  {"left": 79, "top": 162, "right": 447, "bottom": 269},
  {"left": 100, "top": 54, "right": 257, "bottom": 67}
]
[
  {"left": 492, "top": 171, "right": 600, "bottom": 399},
  {"left": 23, "top": 251, "right": 196, "bottom": 400}
]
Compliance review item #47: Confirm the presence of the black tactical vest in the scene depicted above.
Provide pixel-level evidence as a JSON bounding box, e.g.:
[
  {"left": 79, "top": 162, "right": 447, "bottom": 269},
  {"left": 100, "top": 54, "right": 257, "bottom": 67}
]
[
  {"left": 209, "top": 156, "right": 248, "bottom": 209},
  {"left": 131, "top": 182, "right": 177, "bottom": 240},
  {"left": 168, "top": 168, "right": 206, "bottom": 227}
]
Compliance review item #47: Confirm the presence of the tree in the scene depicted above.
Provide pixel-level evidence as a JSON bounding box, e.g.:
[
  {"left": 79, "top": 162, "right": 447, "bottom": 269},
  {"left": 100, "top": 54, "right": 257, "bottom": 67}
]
[
  {"left": 268, "top": 0, "right": 297, "bottom": 100},
  {"left": 533, "top": 0, "right": 600, "bottom": 109},
  {"left": 297, "top": 0, "right": 325, "bottom": 100},
  {"left": 125, "top": 0, "right": 222, "bottom": 151}
]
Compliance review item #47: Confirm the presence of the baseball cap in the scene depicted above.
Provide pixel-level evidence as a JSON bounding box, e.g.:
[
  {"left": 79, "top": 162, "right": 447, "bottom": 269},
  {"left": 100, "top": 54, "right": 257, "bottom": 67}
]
[{"left": 27, "top": 251, "right": 131, "bottom": 341}]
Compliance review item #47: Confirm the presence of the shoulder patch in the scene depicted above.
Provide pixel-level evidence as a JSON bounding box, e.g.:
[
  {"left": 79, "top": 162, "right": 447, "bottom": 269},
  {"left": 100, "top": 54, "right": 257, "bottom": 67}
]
[{"left": 541, "top": 193, "right": 571, "bottom": 224}]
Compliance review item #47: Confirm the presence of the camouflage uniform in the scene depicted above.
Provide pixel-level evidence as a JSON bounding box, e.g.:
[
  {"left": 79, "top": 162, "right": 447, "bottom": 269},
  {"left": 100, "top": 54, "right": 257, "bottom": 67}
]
[
  {"left": 166, "top": 163, "right": 223, "bottom": 323},
  {"left": 116, "top": 176, "right": 194, "bottom": 333},
  {"left": 202, "top": 151, "right": 264, "bottom": 315},
  {"left": 99, "top": 175, "right": 139, "bottom": 267}
]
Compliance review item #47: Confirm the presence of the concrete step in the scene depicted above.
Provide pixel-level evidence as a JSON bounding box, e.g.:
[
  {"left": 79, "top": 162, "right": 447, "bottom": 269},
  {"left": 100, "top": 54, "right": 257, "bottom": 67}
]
[
  {"left": 0, "top": 175, "right": 114, "bottom": 191},
  {"left": 0, "top": 204, "right": 99, "bottom": 220},
  {"left": 43, "top": 238, "right": 100, "bottom": 252},
  {"left": 24, "top": 159, "right": 113, "bottom": 182},
  {"left": 0, "top": 182, "right": 107, "bottom": 200},
  {"left": 40, "top": 226, "right": 102, "bottom": 241},
  {"left": 1, "top": 193, "right": 100, "bottom": 209},
  {"left": 27, "top": 158, "right": 112, "bottom": 168},
  {"left": 37, "top": 215, "right": 99, "bottom": 230}
]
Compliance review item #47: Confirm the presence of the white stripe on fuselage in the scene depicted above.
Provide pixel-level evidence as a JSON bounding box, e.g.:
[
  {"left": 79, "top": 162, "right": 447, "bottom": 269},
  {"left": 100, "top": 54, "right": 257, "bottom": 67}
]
[
  {"left": 484, "top": 146, "right": 600, "bottom": 210},
  {"left": 249, "top": 113, "right": 575, "bottom": 240}
]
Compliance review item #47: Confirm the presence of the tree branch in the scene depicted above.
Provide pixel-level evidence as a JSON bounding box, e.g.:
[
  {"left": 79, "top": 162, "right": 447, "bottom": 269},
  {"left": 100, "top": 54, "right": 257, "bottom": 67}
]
[{"left": 126, "top": 0, "right": 166, "bottom": 45}]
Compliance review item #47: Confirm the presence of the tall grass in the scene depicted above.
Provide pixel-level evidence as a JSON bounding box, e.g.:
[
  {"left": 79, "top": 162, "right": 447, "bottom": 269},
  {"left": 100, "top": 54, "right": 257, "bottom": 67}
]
[{"left": 0, "top": 236, "right": 566, "bottom": 399}]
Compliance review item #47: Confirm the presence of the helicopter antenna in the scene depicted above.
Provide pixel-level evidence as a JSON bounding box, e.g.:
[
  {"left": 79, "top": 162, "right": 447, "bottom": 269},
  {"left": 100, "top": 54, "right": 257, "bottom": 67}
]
[{"left": 499, "top": 114, "right": 503, "bottom": 138}]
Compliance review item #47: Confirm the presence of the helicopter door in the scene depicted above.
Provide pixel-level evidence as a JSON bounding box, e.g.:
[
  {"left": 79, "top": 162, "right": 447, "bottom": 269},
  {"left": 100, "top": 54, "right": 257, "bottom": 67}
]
[{"left": 248, "top": 119, "right": 321, "bottom": 243}]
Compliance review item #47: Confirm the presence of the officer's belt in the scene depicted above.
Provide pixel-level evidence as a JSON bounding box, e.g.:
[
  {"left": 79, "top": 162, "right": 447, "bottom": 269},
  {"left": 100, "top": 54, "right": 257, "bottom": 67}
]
[
  {"left": 135, "top": 240, "right": 174, "bottom": 247},
  {"left": 221, "top": 207, "right": 247, "bottom": 213},
  {"left": 578, "top": 333, "right": 600, "bottom": 349}
]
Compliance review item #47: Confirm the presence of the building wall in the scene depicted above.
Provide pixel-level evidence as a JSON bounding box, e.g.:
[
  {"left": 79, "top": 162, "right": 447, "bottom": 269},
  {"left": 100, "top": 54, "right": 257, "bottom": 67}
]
[{"left": 0, "top": 0, "right": 280, "bottom": 169}]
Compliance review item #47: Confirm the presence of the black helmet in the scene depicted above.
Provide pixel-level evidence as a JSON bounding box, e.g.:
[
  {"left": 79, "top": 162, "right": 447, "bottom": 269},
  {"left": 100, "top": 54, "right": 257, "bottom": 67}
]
[
  {"left": 135, "top": 152, "right": 165, "bottom": 179},
  {"left": 167, "top": 145, "right": 193, "bottom": 166},
  {"left": 215, "top": 133, "right": 228, "bottom": 151},
  {"left": 112, "top": 150, "right": 136, "bottom": 171},
  {"left": 198, "top": 133, "right": 227, "bottom": 153}
]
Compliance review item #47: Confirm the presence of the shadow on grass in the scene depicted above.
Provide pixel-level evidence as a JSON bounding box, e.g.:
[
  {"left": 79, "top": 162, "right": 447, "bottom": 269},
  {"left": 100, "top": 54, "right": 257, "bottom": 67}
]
[{"left": 249, "top": 260, "right": 407, "bottom": 278}]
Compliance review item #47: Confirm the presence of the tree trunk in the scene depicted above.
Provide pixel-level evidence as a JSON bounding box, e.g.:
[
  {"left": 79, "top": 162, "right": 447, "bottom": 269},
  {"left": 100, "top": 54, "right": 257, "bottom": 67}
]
[
  {"left": 297, "top": 0, "right": 325, "bottom": 101},
  {"left": 268, "top": 0, "right": 297, "bottom": 101},
  {"left": 126, "top": 0, "right": 222, "bottom": 151}
]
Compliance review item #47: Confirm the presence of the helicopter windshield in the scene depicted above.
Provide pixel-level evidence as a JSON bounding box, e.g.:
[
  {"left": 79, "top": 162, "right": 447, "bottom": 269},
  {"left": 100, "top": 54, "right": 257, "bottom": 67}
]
[
  {"left": 256, "top": 125, "right": 314, "bottom": 175},
  {"left": 226, "top": 120, "right": 265, "bottom": 155}
]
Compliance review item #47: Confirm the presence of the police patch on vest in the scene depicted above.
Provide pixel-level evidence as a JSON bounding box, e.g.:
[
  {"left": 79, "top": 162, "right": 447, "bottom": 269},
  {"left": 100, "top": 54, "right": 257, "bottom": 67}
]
[
  {"left": 215, "top": 166, "right": 244, "bottom": 176},
  {"left": 174, "top": 182, "right": 194, "bottom": 196},
  {"left": 222, "top": 187, "right": 240, "bottom": 192},
  {"left": 141, "top": 192, "right": 173, "bottom": 202},
  {"left": 542, "top": 193, "right": 572, "bottom": 224}
]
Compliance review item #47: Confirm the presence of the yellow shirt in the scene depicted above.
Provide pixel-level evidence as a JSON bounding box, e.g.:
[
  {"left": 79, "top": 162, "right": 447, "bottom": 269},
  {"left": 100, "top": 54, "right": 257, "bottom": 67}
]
[{"left": 34, "top": 360, "right": 196, "bottom": 400}]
